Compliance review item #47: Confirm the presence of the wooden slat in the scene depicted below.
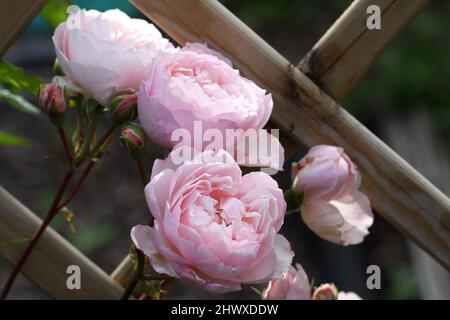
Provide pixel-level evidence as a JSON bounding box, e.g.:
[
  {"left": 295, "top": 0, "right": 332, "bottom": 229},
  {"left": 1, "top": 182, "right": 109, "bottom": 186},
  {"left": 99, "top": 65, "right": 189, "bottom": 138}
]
[
  {"left": 130, "top": 0, "right": 450, "bottom": 269},
  {"left": 0, "top": 0, "right": 48, "bottom": 56},
  {"left": 298, "top": 0, "right": 430, "bottom": 102},
  {"left": 0, "top": 187, "right": 123, "bottom": 299}
]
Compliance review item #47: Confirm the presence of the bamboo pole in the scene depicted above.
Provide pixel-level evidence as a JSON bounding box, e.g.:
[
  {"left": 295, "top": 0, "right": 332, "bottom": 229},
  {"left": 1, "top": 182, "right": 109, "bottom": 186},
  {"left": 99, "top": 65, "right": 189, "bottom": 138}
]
[
  {"left": 0, "top": 187, "right": 123, "bottom": 299},
  {"left": 128, "top": 0, "right": 450, "bottom": 270},
  {"left": 298, "top": 0, "right": 430, "bottom": 102},
  {"left": 0, "top": 0, "right": 48, "bottom": 56}
]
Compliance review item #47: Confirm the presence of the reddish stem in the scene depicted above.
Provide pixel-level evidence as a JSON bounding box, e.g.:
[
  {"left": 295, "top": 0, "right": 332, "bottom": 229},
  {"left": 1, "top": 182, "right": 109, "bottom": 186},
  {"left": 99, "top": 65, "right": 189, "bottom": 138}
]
[
  {"left": 137, "top": 161, "right": 147, "bottom": 187},
  {"left": 56, "top": 161, "right": 95, "bottom": 211},
  {"left": 58, "top": 127, "right": 73, "bottom": 165},
  {"left": 0, "top": 170, "right": 74, "bottom": 300}
]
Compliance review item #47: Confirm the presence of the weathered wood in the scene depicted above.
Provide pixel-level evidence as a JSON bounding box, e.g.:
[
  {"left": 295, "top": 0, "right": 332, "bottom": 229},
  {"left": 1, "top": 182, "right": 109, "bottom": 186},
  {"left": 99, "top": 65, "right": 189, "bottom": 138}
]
[
  {"left": 298, "top": 0, "right": 430, "bottom": 102},
  {"left": 383, "top": 111, "right": 450, "bottom": 299},
  {"left": 0, "top": 186, "right": 124, "bottom": 299},
  {"left": 0, "top": 0, "right": 48, "bottom": 56},
  {"left": 130, "top": 0, "right": 450, "bottom": 269}
]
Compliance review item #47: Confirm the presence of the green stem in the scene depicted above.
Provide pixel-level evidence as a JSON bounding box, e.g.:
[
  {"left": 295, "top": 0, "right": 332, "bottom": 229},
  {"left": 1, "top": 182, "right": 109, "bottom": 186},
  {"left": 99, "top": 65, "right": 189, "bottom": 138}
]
[{"left": 76, "top": 111, "right": 100, "bottom": 165}]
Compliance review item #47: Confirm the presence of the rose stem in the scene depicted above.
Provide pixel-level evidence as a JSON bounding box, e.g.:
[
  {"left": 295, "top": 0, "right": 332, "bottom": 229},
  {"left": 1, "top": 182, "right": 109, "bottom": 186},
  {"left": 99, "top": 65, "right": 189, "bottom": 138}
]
[
  {"left": 0, "top": 126, "right": 116, "bottom": 299},
  {"left": 0, "top": 170, "right": 74, "bottom": 300},
  {"left": 57, "top": 127, "right": 116, "bottom": 211},
  {"left": 137, "top": 161, "right": 147, "bottom": 187},
  {"left": 58, "top": 127, "right": 73, "bottom": 165}
]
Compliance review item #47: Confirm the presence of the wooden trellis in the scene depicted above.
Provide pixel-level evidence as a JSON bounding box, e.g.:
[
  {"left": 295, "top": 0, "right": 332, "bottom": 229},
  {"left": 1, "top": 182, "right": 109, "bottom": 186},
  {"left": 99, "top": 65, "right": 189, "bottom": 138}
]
[{"left": 0, "top": 0, "right": 448, "bottom": 299}]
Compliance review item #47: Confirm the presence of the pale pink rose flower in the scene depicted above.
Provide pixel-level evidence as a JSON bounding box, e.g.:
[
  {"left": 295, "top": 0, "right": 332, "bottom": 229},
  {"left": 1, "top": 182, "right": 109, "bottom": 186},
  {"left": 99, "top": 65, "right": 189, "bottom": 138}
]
[
  {"left": 53, "top": 8, "right": 174, "bottom": 106},
  {"left": 337, "top": 291, "right": 363, "bottom": 300},
  {"left": 137, "top": 43, "right": 284, "bottom": 170},
  {"left": 131, "top": 148, "right": 293, "bottom": 293},
  {"left": 292, "top": 145, "right": 373, "bottom": 245},
  {"left": 262, "top": 264, "right": 311, "bottom": 300}
]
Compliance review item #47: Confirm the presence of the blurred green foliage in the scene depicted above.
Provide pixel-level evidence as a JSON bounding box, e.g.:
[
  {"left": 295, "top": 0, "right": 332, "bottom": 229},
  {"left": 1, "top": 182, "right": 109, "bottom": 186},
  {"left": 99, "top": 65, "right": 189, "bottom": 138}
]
[
  {"left": 345, "top": 2, "right": 450, "bottom": 136},
  {"left": 385, "top": 264, "right": 421, "bottom": 299},
  {"left": 41, "top": 0, "right": 72, "bottom": 29},
  {"left": 69, "top": 224, "right": 119, "bottom": 253},
  {"left": 0, "top": 60, "right": 43, "bottom": 96},
  {"left": 0, "top": 130, "right": 28, "bottom": 147}
]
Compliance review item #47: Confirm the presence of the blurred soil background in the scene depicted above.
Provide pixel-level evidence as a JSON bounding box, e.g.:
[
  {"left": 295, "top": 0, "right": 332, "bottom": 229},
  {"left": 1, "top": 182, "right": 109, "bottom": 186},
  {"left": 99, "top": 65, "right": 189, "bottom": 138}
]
[{"left": 0, "top": 0, "right": 449, "bottom": 299}]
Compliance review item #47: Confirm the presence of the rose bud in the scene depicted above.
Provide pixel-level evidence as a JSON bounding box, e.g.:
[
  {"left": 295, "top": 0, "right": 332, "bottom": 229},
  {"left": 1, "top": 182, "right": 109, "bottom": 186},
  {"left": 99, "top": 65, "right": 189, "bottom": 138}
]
[
  {"left": 291, "top": 145, "right": 374, "bottom": 245},
  {"left": 312, "top": 283, "right": 338, "bottom": 300},
  {"left": 39, "top": 81, "right": 66, "bottom": 116},
  {"left": 120, "top": 123, "right": 147, "bottom": 161},
  {"left": 110, "top": 91, "right": 138, "bottom": 125},
  {"left": 262, "top": 264, "right": 311, "bottom": 300}
]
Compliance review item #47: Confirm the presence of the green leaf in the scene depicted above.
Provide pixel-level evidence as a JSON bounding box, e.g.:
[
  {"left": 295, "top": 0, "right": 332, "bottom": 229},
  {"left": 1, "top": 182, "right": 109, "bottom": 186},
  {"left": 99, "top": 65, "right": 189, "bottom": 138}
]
[
  {"left": 41, "top": 0, "right": 72, "bottom": 29},
  {"left": 0, "top": 60, "right": 44, "bottom": 96},
  {"left": 0, "top": 130, "right": 28, "bottom": 147},
  {"left": 0, "top": 89, "right": 41, "bottom": 115}
]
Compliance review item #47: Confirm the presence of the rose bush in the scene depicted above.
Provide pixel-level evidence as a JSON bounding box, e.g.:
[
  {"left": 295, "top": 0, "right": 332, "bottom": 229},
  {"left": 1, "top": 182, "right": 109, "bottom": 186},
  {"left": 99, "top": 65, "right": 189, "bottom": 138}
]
[
  {"left": 131, "top": 148, "right": 293, "bottom": 293},
  {"left": 53, "top": 8, "right": 174, "bottom": 106}
]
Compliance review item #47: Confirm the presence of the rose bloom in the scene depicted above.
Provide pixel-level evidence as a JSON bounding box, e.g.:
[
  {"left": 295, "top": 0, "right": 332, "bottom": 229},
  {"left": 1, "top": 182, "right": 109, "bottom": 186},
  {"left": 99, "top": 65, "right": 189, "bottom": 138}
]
[
  {"left": 292, "top": 145, "right": 373, "bottom": 245},
  {"left": 131, "top": 148, "right": 293, "bottom": 293},
  {"left": 138, "top": 43, "right": 283, "bottom": 170},
  {"left": 53, "top": 8, "right": 174, "bottom": 106},
  {"left": 262, "top": 264, "right": 311, "bottom": 300}
]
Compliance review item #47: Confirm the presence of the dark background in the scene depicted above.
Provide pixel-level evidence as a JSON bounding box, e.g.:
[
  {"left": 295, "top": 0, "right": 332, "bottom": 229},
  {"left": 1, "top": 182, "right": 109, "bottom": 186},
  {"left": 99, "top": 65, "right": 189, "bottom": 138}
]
[{"left": 0, "top": 0, "right": 449, "bottom": 299}]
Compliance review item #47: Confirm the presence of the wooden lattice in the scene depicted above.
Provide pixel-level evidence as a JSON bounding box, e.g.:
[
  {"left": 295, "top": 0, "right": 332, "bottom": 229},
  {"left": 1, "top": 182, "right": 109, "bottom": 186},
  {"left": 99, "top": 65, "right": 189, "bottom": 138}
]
[{"left": 0, "top": 0, "right": 448, "bottom": 299}]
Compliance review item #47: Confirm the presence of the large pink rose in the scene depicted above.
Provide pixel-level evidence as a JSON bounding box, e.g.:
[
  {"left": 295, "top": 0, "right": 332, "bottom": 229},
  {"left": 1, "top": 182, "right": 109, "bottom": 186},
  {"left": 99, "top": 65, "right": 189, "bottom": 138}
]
[
  {"left": 262, "top": 264, "right": 311, "bottom": 300},
  {"left": 292, "top": 145, "right": 374, "bottom": 245},
  {"left": 53, "top": 8, "right": 174, "bottom": 106},
  {"left": 137, "top": 43, "right": 284, "bottom": 170},
  {"left": 131, "top": 149, "right": 293, "bottom": 293}
]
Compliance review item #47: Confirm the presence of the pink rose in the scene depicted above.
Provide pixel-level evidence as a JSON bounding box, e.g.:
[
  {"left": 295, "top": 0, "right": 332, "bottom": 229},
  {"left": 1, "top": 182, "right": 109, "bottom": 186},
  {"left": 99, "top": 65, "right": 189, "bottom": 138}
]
[
  {"left": 262, "top": 264, "right": 311, "bottom": 300},
  {"left": 137, "top": 43, "right": 284, "bottom": 170},
  {"left": 53, "top": 8, "right": 174, "bottom": 106},
  {"left": 131, "top": 148, "right": 293, "bottom": 293},
  {"left": 292, "top": 145, "right": 373, "bottom": 245}
]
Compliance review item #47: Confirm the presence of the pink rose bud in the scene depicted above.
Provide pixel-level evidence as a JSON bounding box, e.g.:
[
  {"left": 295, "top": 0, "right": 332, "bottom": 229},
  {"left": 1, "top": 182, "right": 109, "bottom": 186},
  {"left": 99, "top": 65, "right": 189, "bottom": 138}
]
[
  {"left": 39, "top": 81, "right": 66, "bottom": 116},
  {"left": 312, "top": 283, "right": 338, "bottom": 300},
  {"left": 120, "top": 124, "right": 146, "bottom": 161},
  {"left": 131, "top": 148, "right": 293, "bottom": 293},
  {"left": 110, "top": 91, "right": 138, "bottom": 124},
  {"left": 262, "top": 264, "right": 311, "bottom": 300},
  {"left": 291, "top": 145, "right": 374, "bottom": 245}
]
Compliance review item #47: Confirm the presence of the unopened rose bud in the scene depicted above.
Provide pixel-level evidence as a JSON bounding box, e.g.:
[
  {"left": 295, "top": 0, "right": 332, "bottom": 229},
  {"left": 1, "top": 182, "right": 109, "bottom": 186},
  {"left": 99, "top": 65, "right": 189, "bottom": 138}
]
[
  {"left": 312, "top": 283, "right": 338, "bottom": 300},
  {"left": 291, "top": 145, "right": 374, "bottom": 246},
  {"left": 110, "top": 92, "right": 138, "bottom": 125},
  {"left": 39, "top": 81, "right": 66, "bottom": 116},
  {"left": 120, "top": 123, "right": 146, "bottom": 161}
]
